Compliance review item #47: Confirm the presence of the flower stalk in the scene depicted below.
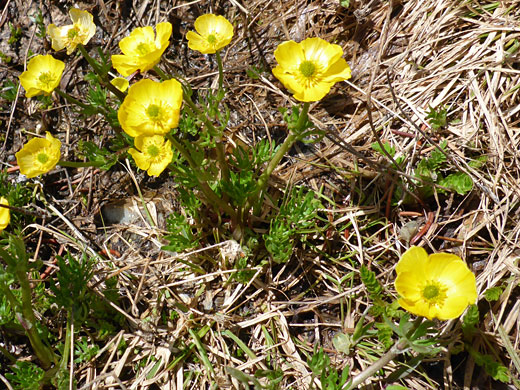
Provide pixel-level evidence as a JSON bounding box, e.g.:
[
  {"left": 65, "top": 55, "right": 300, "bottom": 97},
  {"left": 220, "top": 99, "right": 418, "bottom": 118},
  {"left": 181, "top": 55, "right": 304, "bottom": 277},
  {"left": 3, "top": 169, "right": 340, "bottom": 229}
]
[
  {"left": 77, "top": 44, "right": 126, "bottom": 101},
  {"left": 166, "top": 134, "right": 237, "bottom": 221},
  {"left": 0, "top": 240, "right": 56, "bottom": 370},
  {"left": 245, "top": 102, "right": 310, "bottom": 213}
]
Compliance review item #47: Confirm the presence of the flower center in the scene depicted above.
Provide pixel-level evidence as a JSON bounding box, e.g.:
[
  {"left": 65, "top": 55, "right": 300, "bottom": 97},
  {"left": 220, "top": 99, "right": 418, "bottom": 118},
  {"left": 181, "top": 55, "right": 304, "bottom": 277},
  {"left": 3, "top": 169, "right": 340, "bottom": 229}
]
[
  {"left": 38, "top": 72, "right": 55, "bottom": 88},
  {"left": 67, "top": 27, "right": 80, "bottom": 39},
  {"left": 423, "top": 285, "right": 439, "bottom": 299},
  {"left": 136, "top": 42, "right": 152, "bottom": 56},
  {"left": 207, "top": 34, "right": 217, "bottom": 44},
  {"left": 147, "top": 145, "right": 160, "bottom": 157},
  {"left": 299, "top": 60, "right": 317, "bottom": 78},
  {"left": 146, "top": 104, "right": 162, "bottom": 121},
  {"left": 37, "top": 152, "right": 49, "bottom": 164},
  {"left": 421, "top": 281, "right": 447, "bottom": 305}
]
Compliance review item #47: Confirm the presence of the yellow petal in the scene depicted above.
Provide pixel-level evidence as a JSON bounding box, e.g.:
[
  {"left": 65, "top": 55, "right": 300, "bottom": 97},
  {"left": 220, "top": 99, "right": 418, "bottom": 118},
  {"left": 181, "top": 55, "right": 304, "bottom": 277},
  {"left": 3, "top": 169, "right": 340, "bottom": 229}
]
[
  {"left": 128, "top": 148, "right": 151, "bottom": 171},
  {"left": 118, "top": 79, "right": 183, "bottom": 137},
  {"left": 15, "top": 132, "right": 61, "bottom": 178},
  {"left": 19, "top": 55, "right": 65, "bottom": 97},
  {"left": 111, "top": 77, "right": 129, "bottom": 92},
  {"left": 155, "top": 22, "right": 173, "bottom": 48},
  {"left": 301, "top": 38, "right": 343, "bottom": 69},
  {"left": 293, "top": 81, "right": 332, "bottom": 102},
  {"left": 272, "top": 37, "right": 351, "bottom": 102},
  {"left": 274, "top": 41, "right": 304, "bottom": 70},
  {"left": 322, "top": 57, "right": 352, "bottom": 83},
  {"left": 188, "top": 14, "right": 233, "bottom": 54},
  {"left": 130, "top": 135, "right": 172, "bottom": 176},
  {"left": 0, "top": 197, "right": 10, "bottom": 231},
  {"left": 47, "top": 24, "right": 67, "bottom": 51},
  {"left": 396, "top": 246, "right": 428, "bottom": 274},
  {"left": 69, "top": 8, "right": 96, "bottom": 44},
  {"left": 114, "top": 23, "right": 171, "bottom": 75}
]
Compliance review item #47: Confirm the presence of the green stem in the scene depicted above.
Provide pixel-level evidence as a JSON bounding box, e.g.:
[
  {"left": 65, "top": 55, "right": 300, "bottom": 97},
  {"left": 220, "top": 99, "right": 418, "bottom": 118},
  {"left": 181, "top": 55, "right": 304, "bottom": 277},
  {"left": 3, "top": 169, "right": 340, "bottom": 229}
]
[
  {"left": 181, "top": 88, "right": 230, "bottom": 183},
  {"left": 245, "top": 102, "right": 310, "bottom": 211},
  {"left": 59, "top": 311, "right": 72, "bottom": 373},
  {"left": 348, "top": 316, "right": 425, "bottom": 389},
  {"left": 58, "top": 160, "right": 102, "bottom": 168},
  {"left": 14, "top": 267, "right": 55, "bottom": 369},
  {"left": 348, "top": 339, "right": 409, "bottom": 389},
  {"left": 55, "top": 89, "right": 92, "bottom": 111},
  {"left": 153, "top": 65, "right": 170, "bottom": 81},
  {"left": 215, "top": 50, "right": 224, "bottom": 92},
  {"left": 166, "top": 134, "right": 237, "bottom": 220},
  {"left": 77, "top": 44, "right": 126, "bottom": 101}
]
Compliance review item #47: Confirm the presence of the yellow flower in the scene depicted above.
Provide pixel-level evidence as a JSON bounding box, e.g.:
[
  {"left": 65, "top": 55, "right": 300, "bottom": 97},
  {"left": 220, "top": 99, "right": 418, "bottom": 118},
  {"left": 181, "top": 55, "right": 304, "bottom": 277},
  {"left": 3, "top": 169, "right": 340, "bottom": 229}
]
[
  {"left": 111, "top": 77, "right": 129, "bottom": 92},
  {"left": 394, "top": 246, "right": 477, "bottom": 320},
  {"left": 19, "top": 55, "right": 65, "bottom": 98},
  {"left": 0, "top": 197, "right": 10, "bottom": 232},
  {"left": 15, "top": 132, "right": 61, "bottom": 178},
  {"left": 128, "top": 135, "right": 173, "bottom": 176},
  {"left": 118, "top": 78, "right": 183, "bottom": 137},
  {"left": 186, "top": 14, "right": 233, "bottom": 54},
  {"left": 111, "top": 22, "right": 172, "bottom": 77},
  {"left": 47, "top": 8, "right": 96, "bottom": 54},
  {"left": 272, "top": 37, "right": 352, "bottom": 102}
]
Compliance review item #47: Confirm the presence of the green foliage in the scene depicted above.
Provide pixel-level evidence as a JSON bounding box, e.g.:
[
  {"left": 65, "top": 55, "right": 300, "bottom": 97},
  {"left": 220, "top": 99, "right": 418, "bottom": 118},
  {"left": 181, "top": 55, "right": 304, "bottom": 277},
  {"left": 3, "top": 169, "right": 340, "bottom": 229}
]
[
  {"left": 332, "top": 332, "right": 352, "bottom": 354},
  {"left": 0, "top": 282, "right": 17, "bottom": 325},
  {"left": 223, "top": 139, "right": 278, "bottom": 206},
  {"left": 0, "top": 50, "right": 12, "bottom": 64},
  {"left": 264, "top": 186, "right": 322, "bottom": 263},
  {"left": 467, "top": 345, "right": 511, "bottom": 383},
  {"left": 78, "top": 140, "right": 120, "bottom": 170},
  {"left": 49, "top": 252, "right": 94, "bottom": 322},
  {"left": 5, "top": 361, "right": 44, "bottom": 390},
  {"left": 280, "top": 105, "right": 319, "bottom": 140},
  {"left": 178, "top": 110, "right": 200, "bottom": 136},
  {"left": 372, "top": 139, "right": 478, "bottom": 200},
  {"left": 387, "top": 314, "right": 441, "bottom": 355},
  {"left": 376, "top": 322, "right": 394, "bottom": 350},
  {"left": 226, "top": 366, "right": 283, "bottom": 390},
  {"left": 426, "top": 106, "right": 448, "bottom": 130},
  {"left": 264, "top": 219, "right": 293, "bottom": 263},
  {"left": 30, "top": 9, "right": 46, "bottom": 38},
  {"left": 0, "top": 170, "right": 36, "bottom": 228},
  {"left": 340, "top": 0, "right": 350, "bottom": 7},
  {"left": 74, "top": 336, "right": 100, "bottom": 363},
  {"left": 484, "top": 286, "right": 503, "bottom": 301},
  {"left": 162, "top": 212, "right": 199, "bottom": 253},
  {"left": 246, "top": 65, "right": 265, "bottom": 79},
  {"left": 8, "top": 22, "right": 22, "bottom": 45},
  {"left": 462, "top": 304, "right": 479, "bottom": 340},
  {"left": 415, "top": 141, "right": 476, "bottom": 197},
  {"left": 308, "top": 347, "right": 350, "bottom": 390},
  {"left": 438, "top": 172, "right": 473, "bottom": 195},
  {"left": 371, "top": 141, "right": 405, "bottom": 168},
  {"left": 360, "top": 265, "right": 382, "bottom": 297}
]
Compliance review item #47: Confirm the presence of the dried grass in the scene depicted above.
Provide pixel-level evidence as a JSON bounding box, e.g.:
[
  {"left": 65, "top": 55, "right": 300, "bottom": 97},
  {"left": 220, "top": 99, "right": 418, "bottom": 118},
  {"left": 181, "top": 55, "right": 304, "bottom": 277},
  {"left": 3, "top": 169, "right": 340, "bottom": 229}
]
[{"left": 2, "top": 0, "right": 520, "bottom": 389}]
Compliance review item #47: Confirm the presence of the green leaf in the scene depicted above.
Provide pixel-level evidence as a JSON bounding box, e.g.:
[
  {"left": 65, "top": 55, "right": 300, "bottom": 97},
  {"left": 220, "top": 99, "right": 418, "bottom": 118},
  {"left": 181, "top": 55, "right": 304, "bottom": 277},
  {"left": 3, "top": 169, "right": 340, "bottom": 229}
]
[
  {"left": 78, "top": 140, "right": 119, "bottom": 170},
  {"left": 484, "top": 286, "right": 503, "bottom": 302},
  {"left": 462, "top": 304, "right": 479, "bottom": 340},
  {"left": 332, "top": 332, "right": 352, "bottom": 354},
  {"left": 438, "top": 172, "right": 473, "bottom": 195},
  {"left": 360, "top": 265, "right": 382, "bottom": 297},
  {"left": 375, "top": 322, "right": 393, "bottom": 350},
  {"left": 5, "top": 361, "right": 44, "bottom": 390},
  {"left": 371, "top": 141, "right": 396, "bottom": 157},
  {"left": 426, "top": 105, "right": 448, "bottom": 130},
  {"left": 340, "top": 0, "right": 350, "bottom": 7}
]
